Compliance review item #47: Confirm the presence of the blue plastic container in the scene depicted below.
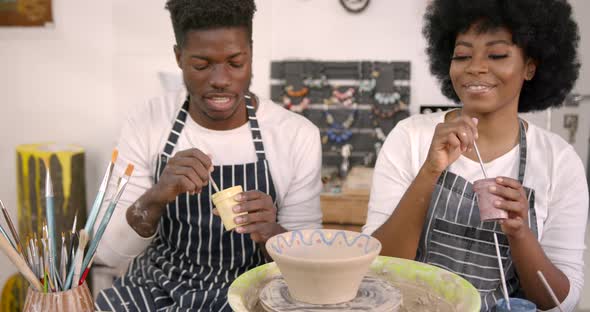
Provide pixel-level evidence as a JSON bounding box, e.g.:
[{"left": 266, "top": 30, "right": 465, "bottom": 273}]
[{"left": 495, "top": 298, "right": 536, "bottom": 312}]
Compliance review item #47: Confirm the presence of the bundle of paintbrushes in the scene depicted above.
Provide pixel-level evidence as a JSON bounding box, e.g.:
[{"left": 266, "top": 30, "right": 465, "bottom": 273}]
[{"left": 0, "top": 149, "right": 135, "bottom": 293}]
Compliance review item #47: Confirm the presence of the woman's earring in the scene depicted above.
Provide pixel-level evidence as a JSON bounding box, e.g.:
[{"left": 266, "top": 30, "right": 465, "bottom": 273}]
[{"left": 525, "top": 63, "right": 536, "bottom": 81}]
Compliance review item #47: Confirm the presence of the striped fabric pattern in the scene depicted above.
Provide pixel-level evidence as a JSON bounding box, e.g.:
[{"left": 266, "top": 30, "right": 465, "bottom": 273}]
[
  {"left": 416, "top": 120, "right": 538, "bottom": 311},
  {"left": 96, "top": 95, "right": 277, "bottom": 311}
]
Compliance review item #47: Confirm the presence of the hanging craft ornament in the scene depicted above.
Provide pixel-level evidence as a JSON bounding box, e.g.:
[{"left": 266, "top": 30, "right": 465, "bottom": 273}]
[
  {"left": 374, "top": 127, "right": 386, "bottom": 142},
  {"left": 282, "top": 96, "right": 310, "bottom": 113},
  {"left": 363, "top": 151, "right": 375, "bottom": 166},
  {"left": 332, "top": 87, "right": 355, "bottom": 101},
  {"left": 372, "top": 100, "right": 408, "bottom": 152},
  {"left": 339, "top": 143, "right": 353, "bottom": 178},
  {"left": 322, "top": 102, "right": 358, "bottom": 144},
  {"left": 374, "top": 141, "right": 383, "bottom": 157},
  {"left": 284, "top": 85, "right": 309, "bottom": 97},
  {"left": 358, "top": 63, "right": 379, "bottom": 94},
  {"left": 282, "top": 85, "right": 310, "bottom": 112},
  {"left": 359, "top": 78, "right": 376, "bottom": 93},
  {"left": 372, "top": 100, "right": 408, "bottom": 119},
  {"left": 303, "top": 74, "right": 329, "bottom": 89},
  {"left": 374, "top": 91, "right": 401, "bottom": 105},
  {"left": 327, "top": 87, "right": 356, "bottom": 107}
]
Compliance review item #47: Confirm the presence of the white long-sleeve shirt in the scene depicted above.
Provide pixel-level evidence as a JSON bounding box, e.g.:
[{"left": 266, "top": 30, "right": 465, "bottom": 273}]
[
  {"left": 95, "top": 90, "right": 322, "bottom": 269},
  {"left": 364, "top": 111, "right": 588, "bottom": 311}
]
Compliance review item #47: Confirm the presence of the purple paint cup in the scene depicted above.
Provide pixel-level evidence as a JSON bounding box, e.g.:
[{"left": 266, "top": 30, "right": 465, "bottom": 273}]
[{"left": 473, "top": 178, "right": 508, "bottom": 222}]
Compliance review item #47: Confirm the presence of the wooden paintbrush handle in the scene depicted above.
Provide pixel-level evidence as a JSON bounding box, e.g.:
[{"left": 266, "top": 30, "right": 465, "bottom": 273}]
[{"left": 0, "top": 233, "right": 43, "bottom": 291}]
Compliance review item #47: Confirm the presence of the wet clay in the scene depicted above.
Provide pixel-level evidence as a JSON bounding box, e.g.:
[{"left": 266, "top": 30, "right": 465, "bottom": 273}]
[
  {"left": 392, "top": 281, "right": 455, "bottom": 312},
  {"left": 259, "top": 276, "right": 401, "bottom": 311},
  {"left": 254, "top": 276, "right": 455, "bottom": 312}
]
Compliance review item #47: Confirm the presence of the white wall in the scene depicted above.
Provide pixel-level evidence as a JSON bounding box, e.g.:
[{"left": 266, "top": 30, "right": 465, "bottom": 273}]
[
  {"left": 549, "top": 0, "right": 590, "bottom": 173},
  {"left": 0, "top": 0, "right": 588, "bottom": 302},
  {"left": 264, "top": 0, "right": 448, "bottom": 112},
  {"left": 0, "top": 0, "right": 116, "bottom": 287}
]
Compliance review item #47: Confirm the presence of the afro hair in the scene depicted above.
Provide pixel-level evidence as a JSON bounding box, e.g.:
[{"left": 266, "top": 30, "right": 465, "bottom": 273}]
[
  {"left": 423, "top": 0, "right": 580, "bottom": 112},
  {"left": 166, "top": 0, "right": 256, "bottom": 48}
]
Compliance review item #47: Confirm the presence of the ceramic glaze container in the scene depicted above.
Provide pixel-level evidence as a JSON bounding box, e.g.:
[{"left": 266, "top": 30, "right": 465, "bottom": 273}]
[
  {"left": 474, "top": 178, "right": 508, "bottom": 221},
  {"left": 495, "top": 298, "right": 536, "bottom": 311},
  {"left": 211, "top": 185, "right": 246, "bottom": 231}
]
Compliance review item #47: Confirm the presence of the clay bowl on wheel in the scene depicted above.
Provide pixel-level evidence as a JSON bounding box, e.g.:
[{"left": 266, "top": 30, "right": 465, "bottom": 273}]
[{"left": 265, "top": 229, "right": 381, "bottom": 305}]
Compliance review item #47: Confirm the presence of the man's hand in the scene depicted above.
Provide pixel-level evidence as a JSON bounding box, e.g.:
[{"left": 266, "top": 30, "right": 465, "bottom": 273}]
[
  {"left": 152, "top": 148, "right": 212, "bottom": 203},
  {"left": 214, "top": 190, "right": 285, "bottom": 243},
  {"left": 127, "top": 148, "right": 212, "bottom": 237}
]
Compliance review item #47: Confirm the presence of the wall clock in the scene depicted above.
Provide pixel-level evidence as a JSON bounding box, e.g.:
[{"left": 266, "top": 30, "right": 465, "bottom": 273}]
[{"left": 339, "top": 0, "right": 370, "bottom": 13}]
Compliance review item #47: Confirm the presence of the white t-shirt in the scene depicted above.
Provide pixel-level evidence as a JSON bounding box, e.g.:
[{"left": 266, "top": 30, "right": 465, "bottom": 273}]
[
  {"left": 363, "top": 111, "right": 588, "bottom": 311},
  {"left": 96, "top": 90, "right": 323, "bottom": 268}
]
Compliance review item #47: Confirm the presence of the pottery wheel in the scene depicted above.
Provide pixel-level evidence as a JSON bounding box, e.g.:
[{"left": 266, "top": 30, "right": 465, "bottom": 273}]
[{"left": 258, "top": 276, "right": 402, "bottom": 312}]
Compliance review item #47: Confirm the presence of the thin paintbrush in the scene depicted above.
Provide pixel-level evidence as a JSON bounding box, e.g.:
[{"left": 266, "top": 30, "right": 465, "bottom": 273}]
[
  {"left": 0, "top": 231, "right": 43, "bottom": 291},
  {"left": 84, "top": 149, "right": 118, "bottom": 237},
  {"left": 64, "top": 234, "right": 79, "bottom": 289},
  {"left": 43, "top": 270, "right": 48, "bottom": 293},
  {"left": 70, "top": 212, "right": 78, "bottom": 250},
  {"left": 0, "top": 223, "right": 16, "bottom": 251},
  {"left": 473, "top": 141, "right": 510, "bottom": 309},
  {"left": 42, "top": 227, "right": 49, "bottom": 290},
  {"left": 72, "top": 230, "right": 88, "bottom": 289},
  {"left": 204, "top": 153, "right": 219, "bottom": 193},
  {"left": 45, "top": 263, "right": 55, "bottom": 292},
  {"left": 30, "top": 237, "right": 40, "bottom": 279},
  {"left": 39, "top": 253, "right": 45, "bottom": 289},
  {"left": 493, "top": 233, "right": 511, "bottom": 310},
  {"left": 78, "top": 252, "right": 96, "bottom": 286},
  {"left": 72, "top": 213, "right": 78, "bottom": 233},
  {"left": 537, "top": 270, "right": 564, "bottom": 312},
  {"left": 66, "top": 213, "right": 78, "bottom": 281},
  {"left": 80, "top": 164, "right": 134, "bottom": 278},
  {"left": 54, "top": 268, "right": 60, "bottom": 291},
  {"left": 26, "top": 236, "right": 35, "bottom": 277},
  {"left": 210, "top": 176, "right": 220, "bottom": 193},
  {"left": 27, "top": 238, "right": 35, "bottom": 277},
  {"left": 34, "top": 234, "right": 42, "bottom": 280},
  {"left": 0, "top": 200, "right": 30, "bottom": 268},
  {"left": 67, "top": 232, "right": 78, "bottom": 273},
  {"left": 60, "top": 233, "right": 67, "bottom": 286},
  {"left": 70, "top": 212, "right": 78, "bottom": 252}
]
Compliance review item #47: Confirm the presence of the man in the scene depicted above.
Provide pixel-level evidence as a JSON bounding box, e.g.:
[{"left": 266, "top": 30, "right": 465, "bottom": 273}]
[{"left": 94, "top": 1, "right": 322, "bottom": 310}]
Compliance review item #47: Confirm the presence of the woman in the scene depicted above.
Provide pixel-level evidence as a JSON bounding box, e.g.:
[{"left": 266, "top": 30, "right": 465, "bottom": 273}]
[{"left": 364, "top": 0, "right": 587, "bottom": 311}]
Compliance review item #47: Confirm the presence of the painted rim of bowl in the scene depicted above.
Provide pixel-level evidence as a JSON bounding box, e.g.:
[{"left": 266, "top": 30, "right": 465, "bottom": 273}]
[{"left": 266, "top": 229, "right": 382, "bottom": 264}]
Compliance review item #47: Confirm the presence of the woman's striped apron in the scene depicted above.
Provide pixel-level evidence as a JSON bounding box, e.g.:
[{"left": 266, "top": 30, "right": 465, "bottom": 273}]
[
  {"left": 416, "top": 120, "right": 538, "bottom": 311},
  {"left": 96, "top": 94, "right": 276, "bottom": 311}
]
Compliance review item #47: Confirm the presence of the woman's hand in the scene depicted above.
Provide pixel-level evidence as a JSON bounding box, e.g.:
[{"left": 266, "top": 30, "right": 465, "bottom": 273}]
[
  {"left": 489, "top": 176, "right": 531, "bottom": 239},
  {"left": 423, "top": 115, "right": 479, "bottom": 176}
]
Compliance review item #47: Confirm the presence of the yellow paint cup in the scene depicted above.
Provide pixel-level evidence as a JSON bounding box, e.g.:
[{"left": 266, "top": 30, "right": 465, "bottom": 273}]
[{"left": 211, "top": 185, "right": 246, "bottom": 231}]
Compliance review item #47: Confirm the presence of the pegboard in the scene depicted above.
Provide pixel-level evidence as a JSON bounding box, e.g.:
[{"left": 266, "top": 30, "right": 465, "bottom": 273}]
[{"left": 270, "top": 60, "right": 411, "bottom": 171}]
